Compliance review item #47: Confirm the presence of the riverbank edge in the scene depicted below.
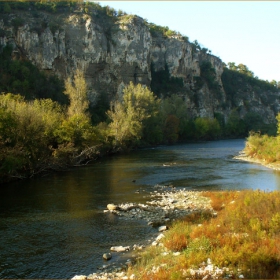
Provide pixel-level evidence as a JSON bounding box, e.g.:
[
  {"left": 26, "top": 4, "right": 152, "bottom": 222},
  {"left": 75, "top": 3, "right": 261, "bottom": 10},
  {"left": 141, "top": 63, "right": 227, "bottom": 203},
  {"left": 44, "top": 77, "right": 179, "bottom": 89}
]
[
  {"left": 234, "top": 152, "right": 280, "bottom": 171},
  {"left": 0, "top": 138, "right": 244, "bottom": 185},
  {"left": 71, "top": 187, "right": 214, "bottom": 280}
]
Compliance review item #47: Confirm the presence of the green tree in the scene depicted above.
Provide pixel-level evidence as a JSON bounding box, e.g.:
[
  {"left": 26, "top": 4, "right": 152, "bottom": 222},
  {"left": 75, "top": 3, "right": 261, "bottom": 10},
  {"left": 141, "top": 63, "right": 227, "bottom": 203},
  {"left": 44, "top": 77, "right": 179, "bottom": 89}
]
[
  {"left": 3, "top": 3, "right": 11, "bottom": 13},
  {"left": 54, "top": 114, "right": 95, "bottom": 147},
  {"left": 0, "top": 93, "right": 64, "bottom": 179},
  {"left": 55, "top": 69, "right": 97, "bottom": 148},
  {"left": 227, "top": 62, "right": 237, "bottom": 71},
  {"left": 160, "top": 94, "right": 190, "bottom": 140},
  {"left": 163, "top": 115, "right": 180, "bottom": 144},
  {"left": 225, "top": 109, "right": 246, "bottom": 137},
  {"left": 64, "top": 69, "right": 89, "bottom": 117},
  {"left": 107, "top": 82, "right": 159, "bottom": 149},
  {"left": 237, "top": 63, "right": 254, "bottom": 77},
  {"left": 270, "top": 80, "right": 278, "bottom": 88},
  {"left": 194, "top": 117, "right": 221, "bottom": 140}
]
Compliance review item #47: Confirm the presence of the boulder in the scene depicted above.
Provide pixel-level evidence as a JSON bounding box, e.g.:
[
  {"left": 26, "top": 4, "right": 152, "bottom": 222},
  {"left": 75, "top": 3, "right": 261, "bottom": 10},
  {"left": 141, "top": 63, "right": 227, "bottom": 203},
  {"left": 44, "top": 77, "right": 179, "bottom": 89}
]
[
  {"left": 158, "top": 225, "right": 168, "bottom": 232},
  {"left": 102, "top": 253, "right": 112, "bottom": 260},
  {"left": 110, "top": 246, "right": 130, "bottom": 252},
  {"left": 107, "top": 204, "right": 119, "bottom": 211}
]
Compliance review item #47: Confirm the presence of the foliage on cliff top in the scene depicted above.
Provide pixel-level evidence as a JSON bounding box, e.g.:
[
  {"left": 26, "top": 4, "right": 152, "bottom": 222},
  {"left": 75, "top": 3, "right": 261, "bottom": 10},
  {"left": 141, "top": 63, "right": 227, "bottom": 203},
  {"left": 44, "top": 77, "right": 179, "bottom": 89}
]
[
  {"left": 129, "top": 190, "right": 280, "bottom": 279},
  {"left": 146, "top": 22, "right": 188, "bottom": 41},
  {"left": 222, "top": 64, "right": 279, "bottom": 101},
  {"left": 0, "top": 1, "right": 125, "bottom": 18}
]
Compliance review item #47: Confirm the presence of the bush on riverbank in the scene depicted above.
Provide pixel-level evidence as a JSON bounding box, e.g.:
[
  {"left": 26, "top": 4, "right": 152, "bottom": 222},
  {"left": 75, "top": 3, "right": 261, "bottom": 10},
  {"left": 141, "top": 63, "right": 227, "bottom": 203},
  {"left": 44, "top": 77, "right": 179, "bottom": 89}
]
[
  {"left": 244, "top": 132, "right": 280, "bottom": 163},
  {"left": 0, "top": 71, "right": 101, "bottom": 182},
  {"left": 244, "top": 113, "right": 280, "bottom": 163},
  {"left": 128, "top": 190, "right": 280, "bottom": 279}
]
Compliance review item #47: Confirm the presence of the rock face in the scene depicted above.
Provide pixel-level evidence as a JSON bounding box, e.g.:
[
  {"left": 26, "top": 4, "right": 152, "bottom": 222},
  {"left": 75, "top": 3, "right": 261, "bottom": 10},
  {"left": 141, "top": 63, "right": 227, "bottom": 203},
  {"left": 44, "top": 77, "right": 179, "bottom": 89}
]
[{"left": 1, "top": 8, "right": 279, "bottom": 122}]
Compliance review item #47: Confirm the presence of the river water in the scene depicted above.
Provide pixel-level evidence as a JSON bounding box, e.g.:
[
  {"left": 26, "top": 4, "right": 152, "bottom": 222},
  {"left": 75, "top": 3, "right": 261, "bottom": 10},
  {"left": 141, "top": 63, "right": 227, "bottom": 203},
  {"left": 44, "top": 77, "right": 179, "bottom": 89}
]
[{"left": 0, "top": 139, "right": 280, "bottom": 278}]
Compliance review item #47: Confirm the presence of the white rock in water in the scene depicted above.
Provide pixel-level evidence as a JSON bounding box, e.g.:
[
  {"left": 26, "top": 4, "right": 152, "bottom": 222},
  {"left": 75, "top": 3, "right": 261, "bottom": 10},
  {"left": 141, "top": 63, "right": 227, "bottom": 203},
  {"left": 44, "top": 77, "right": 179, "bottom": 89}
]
[
  {"left": 71, "top": 275, "right": 87, "bottom": 280},
  {"left": 156, "top": 233, "right": 165, "bottom": 241},
  {"left": 102, "top": 252, "right": 112, "bottom": 260},
  {"left": 107, "top": 204, "right": 118, "bottom": 210},
  {"left": 158, "top": 225, "right": 168, "bottom": 232},
  {"left": 110, "top": 246, "right": 130, "bottom": 252}
]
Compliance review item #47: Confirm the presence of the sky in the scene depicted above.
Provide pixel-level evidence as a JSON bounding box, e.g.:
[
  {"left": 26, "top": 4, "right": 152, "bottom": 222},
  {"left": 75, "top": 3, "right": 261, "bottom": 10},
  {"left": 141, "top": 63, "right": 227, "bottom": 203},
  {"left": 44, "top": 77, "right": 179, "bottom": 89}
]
[{"left": 98, "top": 1, "right": 280, "bottom": 82}]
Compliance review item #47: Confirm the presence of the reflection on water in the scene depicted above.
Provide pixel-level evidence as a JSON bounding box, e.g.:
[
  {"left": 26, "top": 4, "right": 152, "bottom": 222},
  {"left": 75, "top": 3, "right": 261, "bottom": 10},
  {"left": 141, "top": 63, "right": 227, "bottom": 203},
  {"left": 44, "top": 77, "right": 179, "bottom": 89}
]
[{"left": 0, "top": 139, "right": 280, "bottom": 278}]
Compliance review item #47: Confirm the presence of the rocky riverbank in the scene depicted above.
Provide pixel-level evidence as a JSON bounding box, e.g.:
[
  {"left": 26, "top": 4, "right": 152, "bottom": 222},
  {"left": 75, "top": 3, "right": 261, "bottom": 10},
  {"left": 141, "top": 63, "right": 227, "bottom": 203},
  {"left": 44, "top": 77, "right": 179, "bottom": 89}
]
[
  {"left": 234, "top": 152, "right": 280, "bottom": 171},
  {"left": 71, "top": 185, "right": 214, "bottom": 280}
]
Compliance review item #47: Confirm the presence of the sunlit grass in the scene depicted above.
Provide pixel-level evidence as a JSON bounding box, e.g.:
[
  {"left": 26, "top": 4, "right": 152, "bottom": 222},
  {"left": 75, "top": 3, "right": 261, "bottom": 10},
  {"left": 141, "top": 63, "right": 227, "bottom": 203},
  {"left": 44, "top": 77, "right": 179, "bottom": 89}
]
[
  {"left": 128, "top": 190, "right": 280, "bottom": 279},
  {"left": 244, "top": 132, "right": 280, "bottom": 163}
]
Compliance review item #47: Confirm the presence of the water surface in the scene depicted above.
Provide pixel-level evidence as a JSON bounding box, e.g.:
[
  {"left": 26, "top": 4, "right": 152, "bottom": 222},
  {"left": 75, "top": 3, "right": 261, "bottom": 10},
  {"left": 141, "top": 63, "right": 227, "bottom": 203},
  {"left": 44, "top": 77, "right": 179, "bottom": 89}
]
[{"left": 0, "top": 139, "right": 279, "bottom": 278}]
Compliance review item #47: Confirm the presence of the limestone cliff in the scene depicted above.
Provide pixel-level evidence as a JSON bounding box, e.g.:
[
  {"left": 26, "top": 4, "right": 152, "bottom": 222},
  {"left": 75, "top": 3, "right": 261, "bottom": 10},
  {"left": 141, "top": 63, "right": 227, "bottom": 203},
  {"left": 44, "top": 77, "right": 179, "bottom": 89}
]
[{"left": 0, "top": 6, "right": 279, "bottom": 123}]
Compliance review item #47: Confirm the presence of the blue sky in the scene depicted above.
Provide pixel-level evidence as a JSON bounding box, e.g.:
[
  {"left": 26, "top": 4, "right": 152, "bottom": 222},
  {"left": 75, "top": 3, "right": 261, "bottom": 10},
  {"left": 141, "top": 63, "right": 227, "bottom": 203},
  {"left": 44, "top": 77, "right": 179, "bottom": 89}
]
[{"left": 98, "top": 1, "right": 280, "bottom": 82}]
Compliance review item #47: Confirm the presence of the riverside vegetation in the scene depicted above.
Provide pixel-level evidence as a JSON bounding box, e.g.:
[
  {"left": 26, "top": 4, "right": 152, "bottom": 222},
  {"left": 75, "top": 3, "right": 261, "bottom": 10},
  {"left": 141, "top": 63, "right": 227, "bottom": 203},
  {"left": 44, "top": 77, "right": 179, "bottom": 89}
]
[
  {"left": 242, "top": 116, "right": 280, "bottom": 165},
  {"left": 124, "top": 190, "right": 280, "bottom": 279},
  {"left": 1, "top": 1, "right": 279, "bottom": 182},
  {"left": 72, "top": 189, "right": 280, "bottom": 279},
  {"left": 0, "top": 45, "right": 278, "bottom": 183},
  {"left": 1, "top": 2, "right": 280, "bottom": 279}
]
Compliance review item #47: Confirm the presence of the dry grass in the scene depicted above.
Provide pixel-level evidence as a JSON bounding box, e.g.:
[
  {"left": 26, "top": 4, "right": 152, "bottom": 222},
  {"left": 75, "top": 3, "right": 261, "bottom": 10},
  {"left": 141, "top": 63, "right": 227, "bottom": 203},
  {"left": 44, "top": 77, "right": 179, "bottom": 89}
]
[
  {"left": 244, "top": 132, "right": 280, "bottom": 163},
  {"left": 129, "top": 190, "right": 280, "bottom": 279},
  {"left": 162, "top": 221, "right": 189, "bottom": 251}
]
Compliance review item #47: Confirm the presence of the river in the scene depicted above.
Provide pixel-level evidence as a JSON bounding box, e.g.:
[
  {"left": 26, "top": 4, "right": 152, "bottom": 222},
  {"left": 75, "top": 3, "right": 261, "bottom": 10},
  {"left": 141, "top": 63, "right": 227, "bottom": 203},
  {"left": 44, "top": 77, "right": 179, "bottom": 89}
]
[{"left": 0, "top": 139, "right": 280, "bottom": 278}]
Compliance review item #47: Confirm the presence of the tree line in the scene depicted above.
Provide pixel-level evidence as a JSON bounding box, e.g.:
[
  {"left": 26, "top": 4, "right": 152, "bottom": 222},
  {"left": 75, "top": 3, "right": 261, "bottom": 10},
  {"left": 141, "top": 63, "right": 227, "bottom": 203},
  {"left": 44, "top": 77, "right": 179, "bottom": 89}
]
[{"left": 0, "top": 64, "right": 275, "bottom": 183}]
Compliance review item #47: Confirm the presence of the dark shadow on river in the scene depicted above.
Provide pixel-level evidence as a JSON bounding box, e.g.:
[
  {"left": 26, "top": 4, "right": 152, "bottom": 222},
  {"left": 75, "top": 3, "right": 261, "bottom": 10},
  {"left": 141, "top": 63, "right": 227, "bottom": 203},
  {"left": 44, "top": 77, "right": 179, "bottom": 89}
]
[{"left": 0, "top": 139, "right": 279, "bottom": 278}]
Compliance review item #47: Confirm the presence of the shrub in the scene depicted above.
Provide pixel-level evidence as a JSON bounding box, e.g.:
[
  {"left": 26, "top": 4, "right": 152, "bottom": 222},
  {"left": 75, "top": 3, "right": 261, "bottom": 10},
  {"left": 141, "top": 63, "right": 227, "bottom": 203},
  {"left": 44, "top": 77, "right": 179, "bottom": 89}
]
[
  {"left": 244, "top": 131, "right": 280, "bottom": 162},
  {"left": 194, "top": 117, "right": 221, "bottom": 140}
]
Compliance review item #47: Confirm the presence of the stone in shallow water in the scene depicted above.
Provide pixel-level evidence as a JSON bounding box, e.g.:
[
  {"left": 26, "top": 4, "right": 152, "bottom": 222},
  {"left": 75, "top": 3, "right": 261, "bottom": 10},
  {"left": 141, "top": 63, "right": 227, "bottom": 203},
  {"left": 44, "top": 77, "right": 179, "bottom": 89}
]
[
  {"left": 71, "top": 275, "right": 87, "bottom": 280},
  {"left": 110, "top": 246, "right": 130, "bottom": 252},
  {"left": 102, "top": 253, "right": 112, "bottom": 260},
  {"left": 107, "top": 204, "right": 119, "bottom": 210},
  {"left": 158, "top": 225, "right": 168, "bottom": 232}
]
